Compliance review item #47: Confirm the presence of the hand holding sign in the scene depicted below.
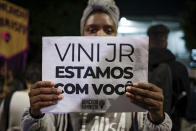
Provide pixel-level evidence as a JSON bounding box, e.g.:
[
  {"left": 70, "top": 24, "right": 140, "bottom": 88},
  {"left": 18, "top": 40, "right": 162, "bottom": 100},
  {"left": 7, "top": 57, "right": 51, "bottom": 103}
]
[
  {"left": 29, "top": 81, "right": 63, "bottom": 116},
  {"left": 126, "top": 82, "right": 164, "bottom": 123}
]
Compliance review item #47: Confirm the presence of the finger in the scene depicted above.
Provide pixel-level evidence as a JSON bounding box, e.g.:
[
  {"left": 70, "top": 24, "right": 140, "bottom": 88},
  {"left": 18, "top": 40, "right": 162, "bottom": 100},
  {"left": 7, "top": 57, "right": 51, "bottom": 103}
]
[
  {"left": 29, "top": 88, "right": 62, "bottom": 97},
  {"left": 133, "top": 82, "right": 162, "bottom": 92},
  {"left": 132, "top": 99, "right": 160, "bottom": 111},
  {"left": 126, "top": 92, "right": 161, "bottom": 110},
  {"left": 126, "top": 92, "right": 159, "bottom": 107},
  {"left": 30, "top": 94, "right": 63, "bottom": 104},
  {"left": 126, "top": 93, "right": 149, "bottom": 109},
  {"left": 32, "top": 81, "right": 55, "bottom": 89},
  {"left": 132, "top": 100, "right": 149, "bottom": 110},
  {"left": 32, "top": 101, "right": 58, "bottom": 110},
  {"left": 126, "top": 87, "right": 163, "bottom": 101}
]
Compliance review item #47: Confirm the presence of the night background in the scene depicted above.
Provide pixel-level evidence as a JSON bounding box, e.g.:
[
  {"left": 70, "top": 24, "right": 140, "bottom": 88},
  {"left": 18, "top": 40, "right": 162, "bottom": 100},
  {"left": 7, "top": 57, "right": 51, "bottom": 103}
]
[{"left": 5, "top": 0, "right": 196, "bottom": 64}]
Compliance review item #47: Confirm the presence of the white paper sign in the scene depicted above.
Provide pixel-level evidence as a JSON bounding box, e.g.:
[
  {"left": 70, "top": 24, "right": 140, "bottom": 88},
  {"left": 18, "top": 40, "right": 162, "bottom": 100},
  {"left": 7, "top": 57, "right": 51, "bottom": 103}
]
[{"left": 42, "top": 36, "right": 148, "bottom": 113}]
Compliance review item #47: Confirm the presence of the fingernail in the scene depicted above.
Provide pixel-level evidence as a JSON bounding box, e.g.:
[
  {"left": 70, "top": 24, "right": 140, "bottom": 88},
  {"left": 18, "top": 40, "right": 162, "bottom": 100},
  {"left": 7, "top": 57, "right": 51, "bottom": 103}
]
[
  {"left": 50, "top": 81, "right": 55, "bottom": 85},
  {"left": 57, "top": 89, "right": 62, "bottom": 94},
  {"left": 125, "top": 92, "right": 131, "bottom": 97},
  {"left": 133, "top": 83, "right": 138, "bottom": 86},
  {"left": 58, "top": 95, "right": 63, "bottom": 100},
  {"left": 126, "top": 86, "right": 131, "bottom": 91}
]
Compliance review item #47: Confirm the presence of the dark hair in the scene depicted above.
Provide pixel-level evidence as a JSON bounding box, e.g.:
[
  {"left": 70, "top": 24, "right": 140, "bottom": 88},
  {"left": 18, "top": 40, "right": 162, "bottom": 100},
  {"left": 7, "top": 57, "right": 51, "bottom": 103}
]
[
  {"left": 147, "top": 24, "right": 170, "bottom": 37},
  {"left": 0, "top": 59, "right": 5, "bottom": 68},
  {"left": 147, "top": 24, "right": 170, "bottom": 48},
  {"left": 25, "top": 63, "right": 41, "bottom": 84}
]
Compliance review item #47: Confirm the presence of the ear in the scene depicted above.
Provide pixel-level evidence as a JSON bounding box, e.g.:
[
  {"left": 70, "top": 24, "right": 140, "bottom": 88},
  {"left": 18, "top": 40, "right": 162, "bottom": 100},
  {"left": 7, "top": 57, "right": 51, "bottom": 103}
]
[{"left": 163, "top": 41, "right": 168, "bottom": 48}]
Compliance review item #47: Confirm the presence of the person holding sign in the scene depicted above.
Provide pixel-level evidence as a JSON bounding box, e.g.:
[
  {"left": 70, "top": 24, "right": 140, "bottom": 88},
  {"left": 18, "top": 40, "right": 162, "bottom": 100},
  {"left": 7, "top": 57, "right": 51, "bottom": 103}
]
[{"left": 21, "top": 0, "right": 172, "bottom": 130}]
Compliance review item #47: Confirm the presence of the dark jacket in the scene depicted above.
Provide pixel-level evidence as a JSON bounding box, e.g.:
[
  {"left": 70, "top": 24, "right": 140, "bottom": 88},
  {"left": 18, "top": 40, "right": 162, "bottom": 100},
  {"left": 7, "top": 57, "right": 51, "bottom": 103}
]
[
  {"left": 149, "top": 48, "right": 189, "bottom": 109},
  {"left": 148, "top": 48, "right": 173, "bottom": 114},
  {"left": 149, "top": 48, "right": 190, "bottom": 131},
  {"left": 149, "top": 48, "right": 175, "bottom": 71}
]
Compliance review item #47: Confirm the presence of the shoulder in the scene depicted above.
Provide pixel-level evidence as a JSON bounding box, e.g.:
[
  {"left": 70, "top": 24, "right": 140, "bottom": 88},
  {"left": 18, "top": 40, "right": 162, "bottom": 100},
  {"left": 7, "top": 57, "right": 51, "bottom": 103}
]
[
  {"left": 156, "top": 63, "right": 171, "bottom": 72},
  {"left": 169, "top": 61, "right": 187, "bottom": 72},
  {"left": 149, "top": 63, "right": 172, "bottom": 77}
]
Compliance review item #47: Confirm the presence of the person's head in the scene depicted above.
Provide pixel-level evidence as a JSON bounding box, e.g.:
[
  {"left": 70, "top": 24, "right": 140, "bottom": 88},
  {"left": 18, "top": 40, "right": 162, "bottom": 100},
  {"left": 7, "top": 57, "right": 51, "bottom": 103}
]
[
  {"left": 25, "top": 63, "right": 41, "bottom": 88},
  {"left": 147, "top": 24, "right": 170, "bottom": 49},
  {"left": 80, "top": 0, "right": 120, "bottom": 36}
]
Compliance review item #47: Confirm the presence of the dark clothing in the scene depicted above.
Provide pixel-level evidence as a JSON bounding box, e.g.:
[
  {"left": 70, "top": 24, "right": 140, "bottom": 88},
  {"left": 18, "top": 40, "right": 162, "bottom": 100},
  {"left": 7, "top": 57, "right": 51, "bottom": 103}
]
[
  {"left": 7, "top": 79, "right": 24, "bottom": 92},
  {"left": 148, "top": 48, "right": 173, "bottom": 114},
  {"left": 149, "top": 48, "right": 190, "bottom": 131},
  {"left": 149, "top": 48, "right": 189, "bottom": 111},
  {"left": 149, "top": 48, "right": 176, "bottom": 69},
  {"left": 149, "top": 48, "right": 189, "bottom": 99},
  {"left": 0, "top": 78, "right": 24, "bottom": 103},
  {"left": 0, "top": 78, "right": 24, "bottom": 94}
]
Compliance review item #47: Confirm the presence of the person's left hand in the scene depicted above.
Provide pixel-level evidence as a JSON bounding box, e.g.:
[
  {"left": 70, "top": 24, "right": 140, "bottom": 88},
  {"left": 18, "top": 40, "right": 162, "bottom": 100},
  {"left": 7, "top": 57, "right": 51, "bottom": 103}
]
[{"left": 126, "top": 82, "right": 164, "bottom": 123}]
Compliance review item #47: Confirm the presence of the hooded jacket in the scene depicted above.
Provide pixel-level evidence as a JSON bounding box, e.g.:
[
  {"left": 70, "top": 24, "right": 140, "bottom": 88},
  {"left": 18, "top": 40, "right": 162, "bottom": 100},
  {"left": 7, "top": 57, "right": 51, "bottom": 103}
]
[
  {"left": 148, "top": 48, "right": 174, "bottom": 114},
  {"left": 149, "top": 48, "right": 176, "bottom": 71}
]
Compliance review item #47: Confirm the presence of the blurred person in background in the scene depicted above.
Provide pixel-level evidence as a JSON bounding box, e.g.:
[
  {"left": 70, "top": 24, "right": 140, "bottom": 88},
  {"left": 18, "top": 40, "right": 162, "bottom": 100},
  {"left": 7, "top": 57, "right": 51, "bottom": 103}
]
[
  {"left": 0, "top": 59, "right": 24, "bottom": 103},
  {"left": 147, "top": 24, "right": 190, "bottom": 131},
  {"left": 21, "top": 0, "right": 172, "bottom": 131},
  {"left": 148, "top": 25, "right": 173, "bottom": 117},
  {"left": 0, "top": 63, "right": 41, "bottom": 131}
]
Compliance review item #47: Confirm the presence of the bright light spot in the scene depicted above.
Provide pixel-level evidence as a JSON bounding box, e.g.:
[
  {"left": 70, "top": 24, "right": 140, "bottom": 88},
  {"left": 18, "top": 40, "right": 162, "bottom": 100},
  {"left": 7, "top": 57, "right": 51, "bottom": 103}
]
[
  {"left": 118, "top": 27, "right": 137, "bottom": 33},
  {"left": 192, "top": 49, "right": 196, "bottom": 60},
  {"left": 118, "top": 26, "right": 146, "bottom": 34},
  {"left": 119, "top": 17, "right": 132, "bottom": 26}
]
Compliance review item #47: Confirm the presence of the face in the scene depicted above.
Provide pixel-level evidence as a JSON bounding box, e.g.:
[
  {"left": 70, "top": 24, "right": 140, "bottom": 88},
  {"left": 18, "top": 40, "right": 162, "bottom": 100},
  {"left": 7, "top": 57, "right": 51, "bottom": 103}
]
[
  {"left": 83, "top": 13, "right": 117, "bottom": 36},
  {"left": 149, "top": 36, "right": 168, "bottom": 49}
]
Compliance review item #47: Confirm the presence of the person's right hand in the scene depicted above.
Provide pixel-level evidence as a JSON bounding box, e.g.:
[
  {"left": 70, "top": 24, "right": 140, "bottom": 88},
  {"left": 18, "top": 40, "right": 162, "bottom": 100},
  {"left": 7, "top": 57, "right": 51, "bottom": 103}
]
[{"left": 29, "top": 81, "right": 63, "bottom": 116}]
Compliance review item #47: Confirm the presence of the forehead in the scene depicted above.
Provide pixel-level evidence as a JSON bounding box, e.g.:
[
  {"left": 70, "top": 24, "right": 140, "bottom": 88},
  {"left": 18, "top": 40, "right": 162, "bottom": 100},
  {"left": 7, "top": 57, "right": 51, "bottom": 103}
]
[{"left": 85, "top": 13, "right": 115, "bottom": 26}]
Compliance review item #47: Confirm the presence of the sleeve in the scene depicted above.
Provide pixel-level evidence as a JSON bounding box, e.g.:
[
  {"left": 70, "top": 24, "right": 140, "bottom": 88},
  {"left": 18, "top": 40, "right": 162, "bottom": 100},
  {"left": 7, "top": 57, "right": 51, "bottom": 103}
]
[
  {"left": 149, "top": 63, "right": 173, "bottom": 114},
  {"left": 21, "top": 108, "right": 57, "bottom": 131},
  {"left": 0, "top": 100, "right": 6, "bottom": 130},
  {"left": 142, "top": 112, "right": 172, "bottom": 131},
  {"left": 0, "top": 99, "right": 4, "bottom": 119}
]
